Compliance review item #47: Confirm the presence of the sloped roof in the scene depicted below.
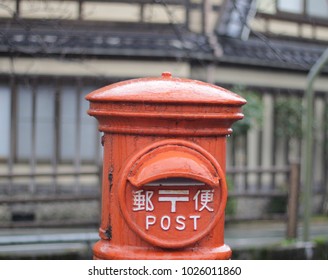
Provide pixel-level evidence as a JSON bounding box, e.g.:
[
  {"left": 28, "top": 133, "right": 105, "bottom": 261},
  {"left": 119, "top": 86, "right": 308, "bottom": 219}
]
[
  {"left": 215, "top": 0, "right": 327, "bottom": 71},
  {"left": 0, "top": 20, "right": 213, "bottom": 60},
  {"left": 218, "top": 36, "right": 327, "bottom": 71},
  {"left": 0, "top": 8, "right": 327, "bottom": 73}
]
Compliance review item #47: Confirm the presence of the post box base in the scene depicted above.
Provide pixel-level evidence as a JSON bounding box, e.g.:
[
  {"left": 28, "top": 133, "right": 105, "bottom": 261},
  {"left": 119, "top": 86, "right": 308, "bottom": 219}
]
[{"left": 93, "top": 240, "right": 232, "bottom": 260}]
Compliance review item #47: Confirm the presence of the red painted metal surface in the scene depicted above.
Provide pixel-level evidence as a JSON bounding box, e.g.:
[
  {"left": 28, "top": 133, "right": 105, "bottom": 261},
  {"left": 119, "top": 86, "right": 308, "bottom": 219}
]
[{"left": 86, "top": 72, "right": 246, "bottom": 259}]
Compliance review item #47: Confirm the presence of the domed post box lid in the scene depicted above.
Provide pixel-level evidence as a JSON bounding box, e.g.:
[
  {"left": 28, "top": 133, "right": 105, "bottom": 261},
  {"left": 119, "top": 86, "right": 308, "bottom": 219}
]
[{"left": 86, "top": 72, "right": 246, "bottom": 136}]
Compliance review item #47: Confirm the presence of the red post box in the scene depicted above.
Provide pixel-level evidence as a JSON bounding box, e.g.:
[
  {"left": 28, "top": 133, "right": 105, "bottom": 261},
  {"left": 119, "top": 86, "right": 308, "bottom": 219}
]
[{"left": 86, "top": 72, "right": 246, "bottom": 259}]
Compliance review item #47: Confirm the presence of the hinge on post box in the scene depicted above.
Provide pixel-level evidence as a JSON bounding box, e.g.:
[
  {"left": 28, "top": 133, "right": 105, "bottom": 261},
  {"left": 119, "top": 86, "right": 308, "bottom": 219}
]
[
  {"left": 108, "top": 167, "right": 113, "bottom": 191},
  {"left": 105, "top": 226, "right": 112, "bottom": 240},
  {"left": 101, "top": 134, "right": 105, "bottom": 146}
]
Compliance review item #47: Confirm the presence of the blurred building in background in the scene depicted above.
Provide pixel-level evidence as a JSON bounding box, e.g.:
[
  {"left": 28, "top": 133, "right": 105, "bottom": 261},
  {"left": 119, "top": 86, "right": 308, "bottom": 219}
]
[{"left": 0, "top": 0, "right": 327, "bottom": 228}]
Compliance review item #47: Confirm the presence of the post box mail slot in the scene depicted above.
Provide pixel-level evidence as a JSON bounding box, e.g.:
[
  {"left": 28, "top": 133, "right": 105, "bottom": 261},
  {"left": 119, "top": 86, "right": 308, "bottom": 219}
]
[
  {"left": 86, "top": 72, "right": 246, "bottom": 259},
  {"left": 118, "top": 139, "right": 227, "bottom": 249}
]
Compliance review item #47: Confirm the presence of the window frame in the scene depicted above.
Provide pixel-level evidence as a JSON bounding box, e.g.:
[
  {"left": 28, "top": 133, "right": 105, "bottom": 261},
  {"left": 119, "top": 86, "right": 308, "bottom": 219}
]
[{"left": 276, "top": 0, "right": 328, "bottom": 20}]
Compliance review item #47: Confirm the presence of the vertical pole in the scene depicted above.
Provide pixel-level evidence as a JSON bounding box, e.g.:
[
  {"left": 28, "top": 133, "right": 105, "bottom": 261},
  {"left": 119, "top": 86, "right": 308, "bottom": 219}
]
[
  {"left": 322, "top": 95, "right": 328, "bottom": 213},
  {"left": 8, "top": 73, "right": 17, "bottom": 195},
  {"left": 75, "top": 78, "right": 82, "bottom": 193},
  {"left": 30, "top": 78, "right": 37, "bottom": 194},
  {"left": 78, "top": 0, "right": 83, "bottom": 20},
  {"left": 271, "top": 94, "right": 277, "bottom": 191},
  {"left": 262, "top": 93, "right": 274, "bottom": 190},
  {"left": 303, "top": 48, "right": 328, "bottom": 242},
  {"left": 184, "top": 0, "right": 190, "bottom": 31},
  {"left": 244, "top": 133, "right": 248, "bottom": 191},
  {"left": 15, "top": 0, "right": 21, "bottom": 18},
  {"left": 52, "top": 80, "right": 60, "bottom": 193},
  {"left": 203, "top": 0, "right": 212, "bottom": 35},
  {"left": 287, "top": 161, "right": 300, "bottom": 239},
  {"left": 201, "top": 0, "right": 206, "bottom": 34}
]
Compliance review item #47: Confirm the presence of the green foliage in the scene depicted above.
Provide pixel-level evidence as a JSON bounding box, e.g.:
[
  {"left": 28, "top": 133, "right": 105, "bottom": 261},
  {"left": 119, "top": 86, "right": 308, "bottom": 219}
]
[
  {"left": 325, "top": 103, "right": 328, "bottom": 137},
  {"left": 231, "top": 86, "right": 263, "bottom": 136},
  {"left": 225, "top": 176, "right": 236, "bottom": 216},
  {"left": 280, "top": 238, "right": 297, "bottom": 246},
  {"left": 226, "top": 197, "right": 236, "bottom": 217},
  {"left": 266, "top": 195, "right": 287, "bottom": 214},
  {"left": 314, "top": 236, "right": 328, "bottom": 245},
  {"left": 274, "top": 97, "right": 303, "bottom": 140}
]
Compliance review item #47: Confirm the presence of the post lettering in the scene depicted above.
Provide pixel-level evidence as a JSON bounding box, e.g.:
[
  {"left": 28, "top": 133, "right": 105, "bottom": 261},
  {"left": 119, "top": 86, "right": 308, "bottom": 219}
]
[
  {"left": 145, "top": 215, "right": 156, "bottom": 230},
  {"left": 175, "top": 215, "right": 186, "bottom": 231},
  {"left": 189, "top": 215, "right": 200, "bottom": 230},
  {"left": 160, "top": 215, "right": 171, "bottom": 231}
]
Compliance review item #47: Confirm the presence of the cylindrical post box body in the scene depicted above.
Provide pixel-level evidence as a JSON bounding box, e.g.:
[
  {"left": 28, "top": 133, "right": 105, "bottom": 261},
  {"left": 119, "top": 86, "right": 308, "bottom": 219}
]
[{"left": 86, "top": 73, "right": 246, "bottom": 259}]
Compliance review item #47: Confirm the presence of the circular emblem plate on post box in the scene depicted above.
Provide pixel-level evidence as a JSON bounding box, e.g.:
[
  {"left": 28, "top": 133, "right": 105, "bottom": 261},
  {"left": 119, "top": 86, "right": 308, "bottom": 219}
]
[{"left": 118, "top": 140, "right": 227, "bottom": 249}]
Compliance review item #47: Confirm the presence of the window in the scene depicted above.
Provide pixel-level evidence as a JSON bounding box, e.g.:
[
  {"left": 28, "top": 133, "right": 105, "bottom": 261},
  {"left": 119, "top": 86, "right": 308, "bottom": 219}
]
[
  {"left": 6, "top": 79, "right": 99, "bottom": 163},
  {"left": 278, "top": 0, "right": 303, "bottom": 14},
  {"left": 307, "top": 0, "right": 328, "bottom": 18},
  {"left": 258, "top": 0, "right": 328, "bottom": 19}
]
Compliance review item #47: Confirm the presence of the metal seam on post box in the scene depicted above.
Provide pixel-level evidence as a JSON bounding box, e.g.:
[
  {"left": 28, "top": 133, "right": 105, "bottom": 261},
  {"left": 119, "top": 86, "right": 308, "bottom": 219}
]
[
  {"left": 95, "top": 127, "right": 235, "bottom": 136},
  {"left": 87, "top": 110, "right": 244, "bottom": 120}
]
